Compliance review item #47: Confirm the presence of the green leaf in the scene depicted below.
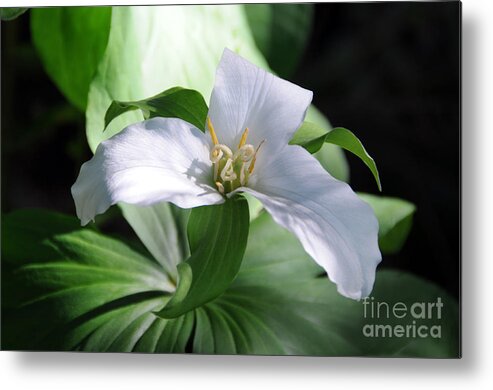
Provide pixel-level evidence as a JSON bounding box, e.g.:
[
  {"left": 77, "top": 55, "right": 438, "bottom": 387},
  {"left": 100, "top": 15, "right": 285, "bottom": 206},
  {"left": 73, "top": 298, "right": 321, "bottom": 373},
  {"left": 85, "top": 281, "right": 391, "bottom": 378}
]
[
  {"left": 290, "top": 121, "right": 328, "bottom": 153},
  {"left": 1, "top": 209, "right": 191, "bottom": 352},
  {"left": 31, "top": 7, "right": 112, "bottom": 111},
  {"left": 1, "top": 7, "right": 28, "bottom": 20},
  {"left": 245, "top": 4, "right": 313, "bottom": 78},
  {"left": 291, "top": 122, "right": 381, "bottom": 191},
  {"left": 314, "top": 144, "right": 351, "bottom": 182},
  {"left": 105, "top": 87, "right": 209, "bottom": 132},
  {"left": 243, "top": 192, "right": 264, "bottom": 222},
  {"left": 119, "top": 203, "right": 190, "bottom": 284},
  {"left": 305, "top": 106, "right": 350, "bottom": 183},
  {"left": 358, "top": 193, "right": 417, "bottom": 255},
  {"left": 156, "top": 198, "right": 250, "bottom": 319},
  {"left": 233, "top": 212, "right": 322, "bottom": 287},
  {"left": 256, "top": 272, "right": 460, "bottom": 357},
  {"left": 2, "top": 208, "right": 458, "bottom": 356},
  {"left": 193, "top": 284, "right": 349, "bottom": 355}
]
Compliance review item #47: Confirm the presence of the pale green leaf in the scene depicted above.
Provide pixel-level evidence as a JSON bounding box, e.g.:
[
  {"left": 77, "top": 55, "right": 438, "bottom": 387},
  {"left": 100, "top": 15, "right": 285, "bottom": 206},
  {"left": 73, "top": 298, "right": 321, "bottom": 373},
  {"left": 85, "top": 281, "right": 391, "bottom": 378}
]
[
  {"left": 291, "top": 122, "right": 381, "bottom": 190},
  {"left": 358, "top": 193, "right": 417, "bottom": 255},
  {"left": 305, "top": 106, "right": 350, "bottom": 182},
  {"left": 119, "top": 203, "right": 190, "bottom": 283}
]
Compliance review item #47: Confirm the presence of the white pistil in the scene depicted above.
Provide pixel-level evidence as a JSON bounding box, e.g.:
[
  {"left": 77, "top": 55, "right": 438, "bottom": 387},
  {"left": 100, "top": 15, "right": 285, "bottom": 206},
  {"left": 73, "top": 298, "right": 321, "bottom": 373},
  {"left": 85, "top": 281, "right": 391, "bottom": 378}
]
[
  {"left": 211, "top": 144, "right": 233, "bottom": 181},
  {"left": 210, "top": 144, "right": 233, "bottom": 163},
  {"left": 240, "top": 162, "right": 248, "bottom": 185},
  {"left": 220, "top": 158, "right": 237, "bottom": 182}
]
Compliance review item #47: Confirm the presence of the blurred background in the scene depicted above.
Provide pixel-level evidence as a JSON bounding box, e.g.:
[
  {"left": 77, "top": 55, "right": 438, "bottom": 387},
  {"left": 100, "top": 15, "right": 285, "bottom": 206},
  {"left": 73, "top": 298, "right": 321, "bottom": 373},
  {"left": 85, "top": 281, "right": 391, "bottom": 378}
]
[{"left": 1, "top": 2, "right": 460, "bottom": 298}]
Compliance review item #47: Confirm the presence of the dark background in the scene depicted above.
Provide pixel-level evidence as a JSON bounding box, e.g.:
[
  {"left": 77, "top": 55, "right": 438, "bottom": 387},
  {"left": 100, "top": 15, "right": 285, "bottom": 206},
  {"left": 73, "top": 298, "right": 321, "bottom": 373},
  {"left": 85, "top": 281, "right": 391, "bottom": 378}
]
[{"left": 1, "top": 2, "right": 461, "bottom": 298}]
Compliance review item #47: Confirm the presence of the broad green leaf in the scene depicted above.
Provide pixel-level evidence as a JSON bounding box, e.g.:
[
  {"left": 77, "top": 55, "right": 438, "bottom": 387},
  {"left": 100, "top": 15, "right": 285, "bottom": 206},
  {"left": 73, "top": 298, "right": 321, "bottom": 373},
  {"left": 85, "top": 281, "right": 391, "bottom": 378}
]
[
  {"left": 305, "top": 106, "right": 350, "bottom": 182},
  {"left": 119, "top": 203, "right": 190, "bottom": 283},
  {"left": 105, "top": 87, "right": 209, "bottom": 132},
  {"left": 194, "top": 284, "right": 352, "bottom": 355},
  {"left": 291, "top": 122, "right": 381, "bottom": 190},
  {"left": 1, "top": 209, "right": 189, "bottom": 352},
  {"left": 2, "top": 208, "right": 458, "bottom": 356},
  {"left": 243, "top": 192, "right": 263, "bottom": 222},
  {"left": 233, "top": 212, "right": 323, "bottom": 287},
  {"left": 244, "top": 4, "right": 313, "bottom": 78},
  {"left": 358, "top": 193, "right": 417, "bottom": 255},
  {"left": 258, "top": 273, "right": 460, "bottom": 357},
  {"left": 31, "top": 7, "right": 111, "bottom": 111},
  {"left": 1, "top": 7, "right": 28, "bottom": 20},
  {"left": 290, "top": 120, "right": 329, "bottom": 153},
  {"left": 156, "top": 198, "right": 250, "bottom": 319},
  {"left": 314, "top": 144, "right": 351, "bottom": 183}
]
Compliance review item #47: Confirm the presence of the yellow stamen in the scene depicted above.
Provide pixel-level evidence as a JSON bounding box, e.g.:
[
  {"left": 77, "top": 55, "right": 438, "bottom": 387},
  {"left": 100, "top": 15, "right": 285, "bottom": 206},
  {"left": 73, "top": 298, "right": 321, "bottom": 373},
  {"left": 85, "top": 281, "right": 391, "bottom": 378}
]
[
  {"left": 248, "top": 140, "right": 265, "bottom": 174},
  {"left": 238, "top": 127, "right": 249, "bottom": 149},
  {"left": 207, "top": 117, "right": 219, "bottom": 145}
]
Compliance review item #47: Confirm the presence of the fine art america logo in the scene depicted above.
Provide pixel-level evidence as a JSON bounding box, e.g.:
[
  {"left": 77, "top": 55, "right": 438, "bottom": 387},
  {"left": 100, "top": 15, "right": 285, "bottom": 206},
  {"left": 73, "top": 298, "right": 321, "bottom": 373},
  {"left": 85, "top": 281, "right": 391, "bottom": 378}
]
[{"left": 362, "top": 297, "right": 444, "bottom": 339}]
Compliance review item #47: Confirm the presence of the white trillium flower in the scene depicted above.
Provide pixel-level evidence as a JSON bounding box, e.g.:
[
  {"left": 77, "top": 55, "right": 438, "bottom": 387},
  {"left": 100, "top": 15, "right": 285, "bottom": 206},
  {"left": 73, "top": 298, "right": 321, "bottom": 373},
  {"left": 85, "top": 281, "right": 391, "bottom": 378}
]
[{"left": 72, "top": 48, "right": 381, "bottom": 300}]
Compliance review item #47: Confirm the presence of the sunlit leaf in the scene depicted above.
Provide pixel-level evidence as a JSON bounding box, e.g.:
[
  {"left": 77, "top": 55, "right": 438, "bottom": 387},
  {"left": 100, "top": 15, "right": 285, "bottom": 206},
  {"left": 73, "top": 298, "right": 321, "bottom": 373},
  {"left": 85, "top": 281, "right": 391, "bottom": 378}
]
[
  {"left": 119, "top": 203, "right": 189, "bottom": 283},
  {"left": 358, "top": 193, "right": 416, "bottom": 255}
]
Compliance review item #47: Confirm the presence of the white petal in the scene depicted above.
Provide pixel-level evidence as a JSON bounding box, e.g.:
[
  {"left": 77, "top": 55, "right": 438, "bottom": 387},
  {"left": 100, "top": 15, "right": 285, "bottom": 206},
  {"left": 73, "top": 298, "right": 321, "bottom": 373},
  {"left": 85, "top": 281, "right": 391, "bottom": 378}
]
[
  {"left": 233, "top": 145, "right": 381, "bottom": 299},
  {"left": 208, "top": 48, "right": 313, "bottom": 154},
  {"left": 72, "top": 117, "right": 224, "bottom": 225}
]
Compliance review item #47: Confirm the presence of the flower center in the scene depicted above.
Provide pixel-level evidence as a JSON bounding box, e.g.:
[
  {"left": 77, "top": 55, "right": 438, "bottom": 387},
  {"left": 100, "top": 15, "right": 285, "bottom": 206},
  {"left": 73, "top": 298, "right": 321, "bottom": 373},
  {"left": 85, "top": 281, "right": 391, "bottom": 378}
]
[{"left": 207, "top": 117, "right": 263, "bottom": 194}]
